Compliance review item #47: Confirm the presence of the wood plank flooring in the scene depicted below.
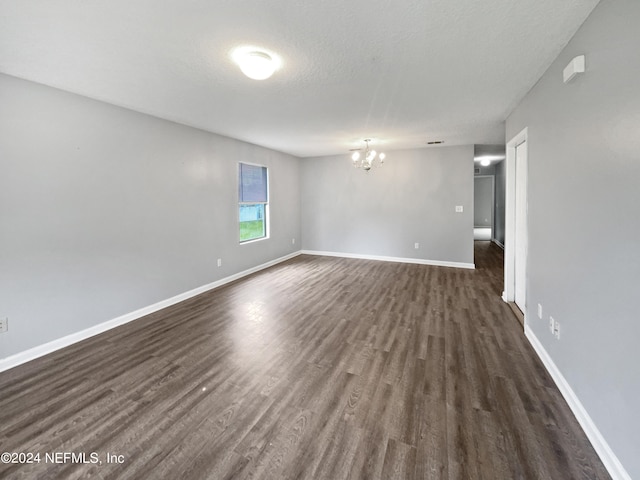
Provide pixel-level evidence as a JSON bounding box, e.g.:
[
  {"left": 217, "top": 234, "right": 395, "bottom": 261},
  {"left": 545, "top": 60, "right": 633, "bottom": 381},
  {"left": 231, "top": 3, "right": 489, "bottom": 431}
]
[{"left": 0, "top": 242, "right": 610, "bottom": 479}]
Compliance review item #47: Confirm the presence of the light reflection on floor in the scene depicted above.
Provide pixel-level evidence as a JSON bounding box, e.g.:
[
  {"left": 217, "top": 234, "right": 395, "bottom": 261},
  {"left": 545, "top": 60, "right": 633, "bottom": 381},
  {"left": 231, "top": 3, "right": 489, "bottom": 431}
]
[
  {"left": 473, "top": 227, "right": 492, "bottom": 241},
  {"left": 229, "top": 295, "right": 277, "bottom": 368}
]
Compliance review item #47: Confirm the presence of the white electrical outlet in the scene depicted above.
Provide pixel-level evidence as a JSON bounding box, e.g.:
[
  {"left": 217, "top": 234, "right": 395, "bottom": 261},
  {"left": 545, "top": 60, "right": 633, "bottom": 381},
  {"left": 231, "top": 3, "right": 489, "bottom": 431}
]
[
  {"left": 217, "top": 258, "right": 222, "bottom": 267},
  {"left": 455, "top": 205, "right": 464, "bottom": 213},
  {"left": 554, "top": 321, "right": 561, "bottom": 340},
  {"left": 292, "top": 238, "right": 296, "bottom": 245},
  {"left": 0, "top": 317, "right": 8, "bottom": 333},
  {"left": 549, "top": 316, "right": 555, "bottom": 334},
  {"left": 414, "top": 243, "right": 419, "bottom": 249},
  {"left": 537, "top": 304, "right": 542, "bottom": 319}
]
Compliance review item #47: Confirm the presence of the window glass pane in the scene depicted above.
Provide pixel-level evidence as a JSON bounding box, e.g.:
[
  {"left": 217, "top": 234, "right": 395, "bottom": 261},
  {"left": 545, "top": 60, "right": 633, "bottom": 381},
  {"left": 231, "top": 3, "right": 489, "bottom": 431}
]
[
  {"left": 239, "top": 164, "right": 267, "bottom": 203},
  {"left": 239, "top": 204, "right": 266, "bottom": 242}
]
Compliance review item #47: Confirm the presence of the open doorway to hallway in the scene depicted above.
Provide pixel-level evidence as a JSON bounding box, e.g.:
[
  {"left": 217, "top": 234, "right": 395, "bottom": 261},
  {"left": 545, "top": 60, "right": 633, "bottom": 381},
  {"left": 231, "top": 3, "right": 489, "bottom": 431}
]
[
  {"left": 473, "top": 144, "right": 515, "bottom": 326},
  {"left": 473, "top": 144, "right": 506, "bottom": 245}
]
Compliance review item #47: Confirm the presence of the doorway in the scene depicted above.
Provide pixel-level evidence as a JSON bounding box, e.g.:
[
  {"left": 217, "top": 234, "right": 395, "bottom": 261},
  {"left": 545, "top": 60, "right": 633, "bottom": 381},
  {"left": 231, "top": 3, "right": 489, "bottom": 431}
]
[
  {"left": 504, "top": 128, "right": 528, "bottom": 318},
  {"left": 474, "top": 175, "right": 494, "bottom": 241}
]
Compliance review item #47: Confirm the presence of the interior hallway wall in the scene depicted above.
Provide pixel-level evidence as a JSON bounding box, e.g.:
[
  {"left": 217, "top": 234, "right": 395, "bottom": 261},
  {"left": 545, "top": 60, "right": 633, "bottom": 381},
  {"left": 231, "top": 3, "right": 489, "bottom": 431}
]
[{"left": 506, "top": 0, "right": 640, "bottom": 476}]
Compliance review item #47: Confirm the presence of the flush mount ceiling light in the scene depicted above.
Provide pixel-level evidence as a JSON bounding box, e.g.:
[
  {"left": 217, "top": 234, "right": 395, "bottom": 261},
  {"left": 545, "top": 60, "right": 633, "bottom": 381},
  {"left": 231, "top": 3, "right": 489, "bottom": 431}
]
[
  {"left": 350, "top": 139, "right": 386, "bottom": 172},
  {"left": 232, "top": 47, "right": 280, "bottom": 80},
  {"left": 474, "top": 154, "right": 505, "bottom": 167}
]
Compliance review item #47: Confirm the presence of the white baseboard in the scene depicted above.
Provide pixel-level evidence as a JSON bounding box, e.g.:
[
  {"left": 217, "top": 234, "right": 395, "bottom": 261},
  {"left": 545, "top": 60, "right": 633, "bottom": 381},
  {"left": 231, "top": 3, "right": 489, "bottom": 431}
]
[
  {"left": 300, "top": 250, "right": 475, "bottom": 269},
  {"left": 0, "top": 250, "right": 302, "bottom": 373},
  {"left": 525, "top": 325, "right": 631, "bottom": 480}
]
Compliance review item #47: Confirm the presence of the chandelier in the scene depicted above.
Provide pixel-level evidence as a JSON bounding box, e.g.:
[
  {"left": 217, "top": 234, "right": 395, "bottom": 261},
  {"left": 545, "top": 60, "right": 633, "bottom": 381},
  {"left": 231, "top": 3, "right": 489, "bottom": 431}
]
[{"left": 350, "top": 139, "right": 386, "bottom": 172}]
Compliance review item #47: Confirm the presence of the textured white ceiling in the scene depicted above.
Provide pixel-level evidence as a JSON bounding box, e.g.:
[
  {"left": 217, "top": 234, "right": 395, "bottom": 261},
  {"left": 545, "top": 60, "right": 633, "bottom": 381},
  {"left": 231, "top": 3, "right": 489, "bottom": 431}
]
[{"left": 0, "top": 0, "right": 600, "bottom": 157}]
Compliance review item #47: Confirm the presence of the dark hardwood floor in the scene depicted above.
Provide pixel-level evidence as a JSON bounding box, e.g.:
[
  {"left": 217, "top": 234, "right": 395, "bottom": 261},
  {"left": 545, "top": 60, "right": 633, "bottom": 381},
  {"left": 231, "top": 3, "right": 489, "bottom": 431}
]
[{"left": 0, "top": 242, "right": 610, "bottom": 479}]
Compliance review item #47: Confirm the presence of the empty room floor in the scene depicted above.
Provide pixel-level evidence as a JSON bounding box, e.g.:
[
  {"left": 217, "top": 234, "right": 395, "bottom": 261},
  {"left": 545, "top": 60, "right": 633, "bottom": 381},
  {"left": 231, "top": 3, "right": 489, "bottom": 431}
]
[{"left": 0, "top": 243, "right": 610, "bottom": 479}]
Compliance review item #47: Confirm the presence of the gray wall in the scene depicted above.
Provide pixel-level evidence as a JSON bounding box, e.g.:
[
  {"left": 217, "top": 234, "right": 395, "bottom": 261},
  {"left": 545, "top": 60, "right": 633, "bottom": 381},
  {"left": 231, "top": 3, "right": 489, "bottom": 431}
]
[
  {"left": 473, "top": 176, "right": 493, "bottom": 227},
  {"left": 301, "top": 146, "right": 474, "bottom": 265},
  {"left": 493, "top": 160, "right": 506, "bottom": 246},
  {"left": 0, "top": 73, "right": 301, "bottom": 360},
  {"left": 506, "top": 0, "right": 640, "bottom": 476},
  {"left": 473, "top": 164, "right": 496, "bottom": 176}
]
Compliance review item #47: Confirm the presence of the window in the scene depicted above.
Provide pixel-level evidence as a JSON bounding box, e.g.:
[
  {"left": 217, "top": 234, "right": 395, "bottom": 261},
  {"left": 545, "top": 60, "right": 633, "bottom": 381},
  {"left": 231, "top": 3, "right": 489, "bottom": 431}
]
[{"left": 238, "top": 163, "right": 269, "bottom": 242}]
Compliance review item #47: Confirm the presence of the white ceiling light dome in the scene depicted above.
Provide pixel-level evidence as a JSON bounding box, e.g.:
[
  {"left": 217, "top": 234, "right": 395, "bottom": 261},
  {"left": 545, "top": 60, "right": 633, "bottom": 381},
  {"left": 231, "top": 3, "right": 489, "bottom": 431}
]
[
  {"left": 232, "top": 47, "right": 281, "bottom": 80},
  {"left": 474, "top": 154, "right": 505, "bottom": 167},
  {"left": 239, "top": 51, "right": 274, "bottom": 80}
]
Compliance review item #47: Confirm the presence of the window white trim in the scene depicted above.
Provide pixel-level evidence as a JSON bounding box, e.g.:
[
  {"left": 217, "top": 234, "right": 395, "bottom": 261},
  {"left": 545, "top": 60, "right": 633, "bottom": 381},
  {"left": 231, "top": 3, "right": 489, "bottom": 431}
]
[{"left": 238, "top": 162, "right": 270, "bottom": 244}]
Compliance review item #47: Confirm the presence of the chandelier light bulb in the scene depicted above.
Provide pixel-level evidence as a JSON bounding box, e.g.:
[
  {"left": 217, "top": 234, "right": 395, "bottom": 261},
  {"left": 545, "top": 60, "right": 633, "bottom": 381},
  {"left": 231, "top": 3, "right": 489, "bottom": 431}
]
[{"left": 349, "top": 139, "right": 387, "bottom": 172}]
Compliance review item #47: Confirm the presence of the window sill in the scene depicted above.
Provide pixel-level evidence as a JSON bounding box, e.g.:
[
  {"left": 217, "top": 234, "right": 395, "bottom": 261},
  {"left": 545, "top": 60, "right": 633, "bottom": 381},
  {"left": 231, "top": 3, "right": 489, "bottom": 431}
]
[{"left": 239, "top": 236, "right": 270, "bottom": 245}]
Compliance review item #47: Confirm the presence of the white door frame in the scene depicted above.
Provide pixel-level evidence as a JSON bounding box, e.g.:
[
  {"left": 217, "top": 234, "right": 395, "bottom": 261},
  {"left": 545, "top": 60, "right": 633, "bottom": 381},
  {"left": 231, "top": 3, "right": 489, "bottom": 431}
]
[{"left": 503, "top": 127, "right": 528, "bottom": 309}]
